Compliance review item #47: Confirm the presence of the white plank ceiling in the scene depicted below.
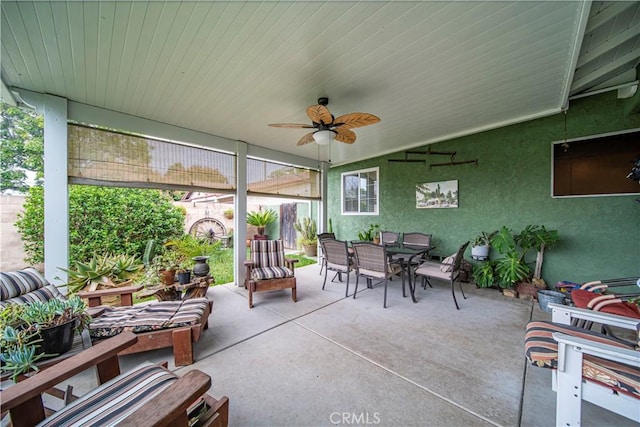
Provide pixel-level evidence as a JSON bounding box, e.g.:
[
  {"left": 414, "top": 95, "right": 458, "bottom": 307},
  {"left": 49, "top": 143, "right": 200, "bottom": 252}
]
[{"left": 2, "top": 1, "right": 639, "bottom": 165}]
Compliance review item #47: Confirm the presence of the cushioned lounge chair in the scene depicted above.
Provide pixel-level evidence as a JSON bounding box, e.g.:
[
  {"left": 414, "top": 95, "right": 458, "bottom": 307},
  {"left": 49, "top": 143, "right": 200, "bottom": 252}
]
[
  {"left": 244, "top": 239, "right": 298, "bottom": 308},
  {"left": 0, "top": 268, "right": 212, "bottom": 366},
  {"left": 525, "top": 303, "right": 640, "bottom": 425},
  {"left": 0, "top": 332, "right": 229, "bottom": 427}
]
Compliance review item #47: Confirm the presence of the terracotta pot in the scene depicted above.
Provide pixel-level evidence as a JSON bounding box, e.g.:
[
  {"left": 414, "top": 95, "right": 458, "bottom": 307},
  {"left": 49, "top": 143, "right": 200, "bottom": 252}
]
[
  {"left": 160, "top": 269, "right": 176, "bottom": 285},
  {"left": 303, "top": 243, "right": 317, "bottom": 257}
]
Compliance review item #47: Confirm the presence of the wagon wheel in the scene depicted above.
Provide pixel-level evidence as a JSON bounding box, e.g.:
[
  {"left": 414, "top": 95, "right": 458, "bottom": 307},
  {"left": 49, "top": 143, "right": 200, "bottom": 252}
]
[{"left": 189, "top": 218, "right": 227, "bottom": 243}]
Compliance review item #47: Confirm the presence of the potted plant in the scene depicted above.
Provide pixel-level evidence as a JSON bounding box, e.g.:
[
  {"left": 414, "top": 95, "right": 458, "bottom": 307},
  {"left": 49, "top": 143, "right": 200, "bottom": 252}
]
[
  {"left": 357, "top": 224, "right": 380, "bottom": 243},
  {"left": 490, "top": 225, "right": 559, "bottom": 297},
  {"left": 223, "top": 208, "right": 234, "bottom": 220},
  {"left": 247, "top": 209, "right": 278, "bottom": 236},
  {"left": 0, "top": 296, "right": 91, "bottom": 381},
  {"left": 293, "top": 217, "right": 318, "bottom": 256},
  {"left": 472, "top": 261, "right": 497, "bottom": 288},
  {"left": 470, "top": 230, "right": 497, "bottom": 261}
]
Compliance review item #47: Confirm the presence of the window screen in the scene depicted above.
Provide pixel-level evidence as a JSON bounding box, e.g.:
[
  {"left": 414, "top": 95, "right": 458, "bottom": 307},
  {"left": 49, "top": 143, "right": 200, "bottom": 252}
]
[
  {"left": 68, "top": 124, "right": 235, "bottom": 191},
  {"left": 247, "top": 157, "right": 320, "bottom": 199}
]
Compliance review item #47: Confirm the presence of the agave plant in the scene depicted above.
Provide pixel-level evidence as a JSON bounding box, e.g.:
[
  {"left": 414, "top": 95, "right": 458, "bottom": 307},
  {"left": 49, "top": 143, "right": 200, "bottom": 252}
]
[{"left": 60, "top": 253, "right": 143, "bottom": 293}]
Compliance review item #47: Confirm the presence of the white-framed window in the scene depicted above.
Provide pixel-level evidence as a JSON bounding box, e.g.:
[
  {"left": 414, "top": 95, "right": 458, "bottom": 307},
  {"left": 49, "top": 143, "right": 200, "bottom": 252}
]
[{"left": 341, "top": 167, "right": 379, "bottom": 215}]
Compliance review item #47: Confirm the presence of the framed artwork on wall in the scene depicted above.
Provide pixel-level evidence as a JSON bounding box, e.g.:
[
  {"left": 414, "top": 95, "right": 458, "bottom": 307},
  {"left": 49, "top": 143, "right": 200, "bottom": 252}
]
[{"left": 416, "top": 180, "right": 458, "bottom": 208}]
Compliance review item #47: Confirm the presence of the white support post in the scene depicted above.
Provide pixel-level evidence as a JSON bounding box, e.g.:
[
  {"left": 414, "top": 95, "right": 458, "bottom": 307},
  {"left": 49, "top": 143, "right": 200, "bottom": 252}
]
[
  {"left": 43, "top": 95, "right": 69, "bottom": 289},
  {"left": 235, "top": 141, "right": 247, "bottom": 287},
  {"left": 320, "top": 161, "right": 329, "bottom": 233}
]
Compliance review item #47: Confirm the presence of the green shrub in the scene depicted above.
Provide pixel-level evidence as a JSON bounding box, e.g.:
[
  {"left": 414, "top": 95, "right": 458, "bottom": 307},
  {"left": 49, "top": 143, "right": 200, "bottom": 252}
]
[{"left": 16, "top": 185, "right": 185, "bottom": 265}]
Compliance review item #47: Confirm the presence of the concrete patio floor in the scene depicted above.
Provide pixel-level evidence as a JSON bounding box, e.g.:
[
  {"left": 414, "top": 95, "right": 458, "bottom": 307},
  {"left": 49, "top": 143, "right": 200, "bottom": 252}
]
[{"left": 74, "top": 263, "right": 637, "bottom": 426}]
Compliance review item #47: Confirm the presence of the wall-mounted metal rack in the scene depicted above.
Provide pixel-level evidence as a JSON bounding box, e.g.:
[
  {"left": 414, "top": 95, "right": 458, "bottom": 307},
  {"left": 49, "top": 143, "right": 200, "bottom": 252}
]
[{"left": 388, "top": 148, "right": 478, "bottom": 168}]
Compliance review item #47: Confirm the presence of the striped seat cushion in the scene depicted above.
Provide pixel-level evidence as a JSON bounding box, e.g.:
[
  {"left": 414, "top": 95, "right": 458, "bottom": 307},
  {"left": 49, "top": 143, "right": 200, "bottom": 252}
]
[
  {"left": 38, "top": 363, "right": 176, "bottom": 426},
  {"left": 89, "top": 298, "right": 208, "bottom": 338},
  {"left": 525, "top": 321, "right": 640, "bottom": 398},
  {"left": 251, "top": 266, "right": 293, "bottom": 281},
  {"left": 0, "top": 268, "right": 64, "bottom": 308}
]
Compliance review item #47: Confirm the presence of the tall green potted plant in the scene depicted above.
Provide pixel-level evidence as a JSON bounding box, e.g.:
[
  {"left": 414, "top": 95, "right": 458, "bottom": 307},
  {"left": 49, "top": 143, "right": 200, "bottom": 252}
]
[
  {"left": 247, "top": 209, "right": 278, "bottom": 236},
  {"left": 293, "top": 217, "right": 318, "bottom": 256}
]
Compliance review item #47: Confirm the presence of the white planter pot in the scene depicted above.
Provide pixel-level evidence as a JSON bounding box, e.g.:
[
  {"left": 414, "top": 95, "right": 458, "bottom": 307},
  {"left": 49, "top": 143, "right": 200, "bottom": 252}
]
[{"left": 471, "top": 245, "right": 490, "bottom": 260}]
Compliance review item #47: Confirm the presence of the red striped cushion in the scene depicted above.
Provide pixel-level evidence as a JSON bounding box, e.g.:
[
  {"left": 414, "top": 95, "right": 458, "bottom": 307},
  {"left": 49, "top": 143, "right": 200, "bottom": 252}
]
[
  {"left": 525, "top": 321, "right": 640, "bottom": 398},
  {"left": 571, "top": 289, "right": 640, "bottom": 319},
  {"left": 89, "top": 298, "right": 208, "bottom": 338},
  {"left": 40, "top": 363, "right": 176, "bottom": 426}
]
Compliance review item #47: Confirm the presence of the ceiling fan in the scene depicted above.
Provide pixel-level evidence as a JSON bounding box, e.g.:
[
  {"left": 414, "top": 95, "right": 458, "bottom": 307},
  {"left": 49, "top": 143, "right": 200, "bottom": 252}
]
[{"left": 268, "top": 97, "right": 380, "bottom": 146}]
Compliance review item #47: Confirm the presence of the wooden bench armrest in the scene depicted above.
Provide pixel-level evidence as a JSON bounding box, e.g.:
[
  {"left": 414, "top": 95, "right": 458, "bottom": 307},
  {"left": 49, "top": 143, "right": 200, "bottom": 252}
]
[
  {"left": 243, "top": 260, "right": 254, "bottom": 267},
  {"left": 1, "top": 332, "right": 138, "bottom": 411},
  {"left": 77, "top": 285, "right": 143, "bottom": 307}
]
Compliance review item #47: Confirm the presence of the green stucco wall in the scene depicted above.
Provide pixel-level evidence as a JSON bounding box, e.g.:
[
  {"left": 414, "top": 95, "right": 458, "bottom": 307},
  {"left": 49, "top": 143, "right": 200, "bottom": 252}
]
[{"left": 328, "top": 92, "right": 640, "bottom": 286}]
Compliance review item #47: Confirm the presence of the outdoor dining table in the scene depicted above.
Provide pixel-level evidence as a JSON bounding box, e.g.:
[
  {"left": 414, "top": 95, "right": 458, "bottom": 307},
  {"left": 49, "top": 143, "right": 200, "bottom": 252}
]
[
  {"left": 348, "top": 241, "right": 435, "bottom": 303},
  {"left": 385, "top": 243, "right": 436, "bottom": 303}
]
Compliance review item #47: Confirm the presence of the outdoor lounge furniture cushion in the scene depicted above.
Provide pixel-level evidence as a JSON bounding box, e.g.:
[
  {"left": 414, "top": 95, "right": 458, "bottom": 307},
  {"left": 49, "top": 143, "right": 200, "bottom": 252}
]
[
  {"left": 439, "top": 253, "right": 457, "bottom": 272},
  {"left": 0, "top": 267, "right": 64, "bottom": 307},
  {"left": 38, "top": 362, "right": 177, "bottom": 426},
  {"left": 89, "top": 297, "right": 209, "bottom": 338},
  {"left": 571, "top": 289, "right": 640, "bottom": 319},
  {"left": 525, "top": 320, "right": 640, "bottom": 398},
  {"left": 249, "top": 240, "right": 294, "bottom": 281}
]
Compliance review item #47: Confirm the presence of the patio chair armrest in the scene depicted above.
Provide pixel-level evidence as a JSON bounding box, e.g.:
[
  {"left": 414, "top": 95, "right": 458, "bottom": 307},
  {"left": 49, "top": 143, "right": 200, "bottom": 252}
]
[
  {"left": 550, "top": 303, "right": 640, "bottom": 331},
  {"left": 244, "top": 260, "right": 255, "bottom": 268},
  {"left": 285, "top": 258, "right": 299, "bottom": 265},
  {"left": 0, "top": 332, "right": 138, "bottom": 413},
  {"left": 118, "top": 370, "right": 213, "bottom": 427},
  {"left": 77, "top": 285, "right": 144, "bottom": 307},
  {"left": 553, "top": 332, "right": 640, "bottom": 368}
]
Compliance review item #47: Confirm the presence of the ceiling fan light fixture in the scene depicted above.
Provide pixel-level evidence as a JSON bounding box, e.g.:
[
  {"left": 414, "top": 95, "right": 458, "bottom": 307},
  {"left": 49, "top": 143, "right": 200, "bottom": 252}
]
[{"left": 313, "top": 130, "right": 334, "bottom": 145}]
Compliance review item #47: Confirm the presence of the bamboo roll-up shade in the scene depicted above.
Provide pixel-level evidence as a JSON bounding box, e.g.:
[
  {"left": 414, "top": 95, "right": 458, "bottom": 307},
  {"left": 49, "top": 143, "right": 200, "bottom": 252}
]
[
  {"left": 247, "top": 157, "right": 320, "bottom": 199},
  {"left": 68, "top": 124, "right": 235, "bottom": 191}
]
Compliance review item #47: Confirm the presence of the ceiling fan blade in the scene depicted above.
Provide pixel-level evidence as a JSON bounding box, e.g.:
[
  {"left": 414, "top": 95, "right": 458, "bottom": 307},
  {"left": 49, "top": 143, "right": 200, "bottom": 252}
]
[
  {"left": 306, "top": 105, "right": 333, "bottom": 125},
  {"left": 334, "top": 127, "right": 357, "bottom": 144},
  {"left": 333, "top": 112, "right": 380, "bottom": 129},
  {"left": 268, "top": 123, "right": 314, "bottom": 128},
  {"left": 297, "top": 132, "right": 316, "bottom": 146}
]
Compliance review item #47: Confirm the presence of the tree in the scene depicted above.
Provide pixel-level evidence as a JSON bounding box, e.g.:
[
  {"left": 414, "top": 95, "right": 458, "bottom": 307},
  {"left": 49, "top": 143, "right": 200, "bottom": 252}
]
[
  {"left": 0, "top": 103, "right": 44, "bottom": 193},
  {"left": 16, "top": 185, "right": 186, "bottom": 265}
]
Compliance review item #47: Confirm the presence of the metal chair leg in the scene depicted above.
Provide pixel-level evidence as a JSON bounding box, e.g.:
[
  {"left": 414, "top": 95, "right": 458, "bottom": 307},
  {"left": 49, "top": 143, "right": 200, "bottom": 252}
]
[
  {"left": 451, "top": 279, "right": 460, "bottom": 310},
  {"left": 345, "top": 271, "right": 350, "bottom": 297},
  {"left": 383, "top": 279, "right": 388, "bottom": 308},
  {"left": 322, "top": 267, "right": 329, "bottom": 290},
  {"left": 353, "top": 275, "right": 360, "bottom": 299}
]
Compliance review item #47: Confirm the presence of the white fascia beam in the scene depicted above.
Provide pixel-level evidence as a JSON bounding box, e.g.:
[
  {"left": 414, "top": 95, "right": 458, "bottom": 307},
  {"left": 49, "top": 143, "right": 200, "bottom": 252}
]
[{"left": 559, "top": 1, "right": 592, "bottom": 110}]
